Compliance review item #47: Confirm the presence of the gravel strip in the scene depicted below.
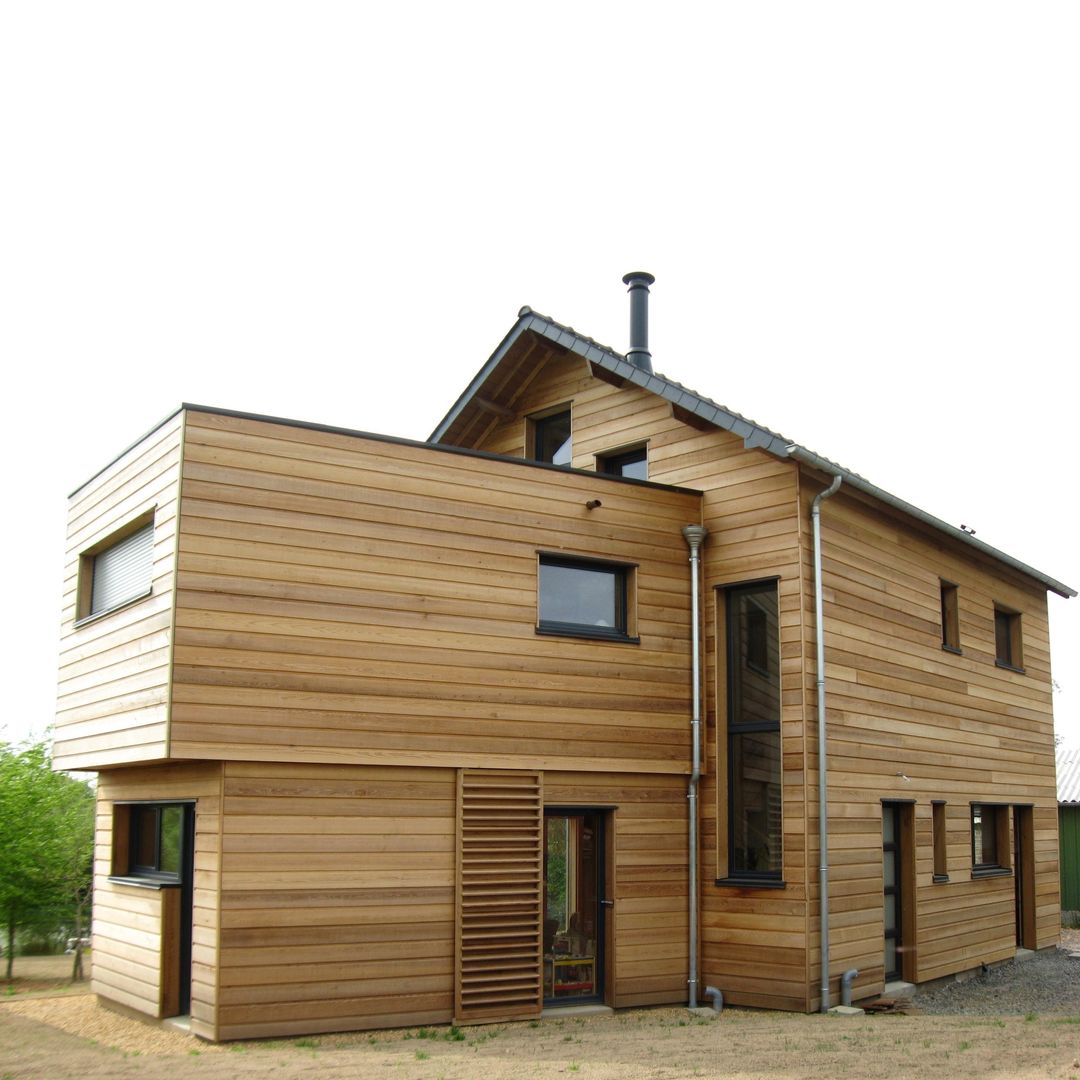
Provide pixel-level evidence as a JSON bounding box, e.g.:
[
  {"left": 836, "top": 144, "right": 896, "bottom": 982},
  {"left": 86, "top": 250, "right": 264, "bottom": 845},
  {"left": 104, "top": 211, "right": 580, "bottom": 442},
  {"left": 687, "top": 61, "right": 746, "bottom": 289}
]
[{"left": 915, "top": 932, "right": 1080, "bottom": 1016}]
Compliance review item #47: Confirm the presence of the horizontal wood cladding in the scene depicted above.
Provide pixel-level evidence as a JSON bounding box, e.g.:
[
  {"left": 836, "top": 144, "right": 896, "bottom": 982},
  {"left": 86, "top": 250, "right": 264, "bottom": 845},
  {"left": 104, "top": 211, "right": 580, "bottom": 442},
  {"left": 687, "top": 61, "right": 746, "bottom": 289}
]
[
  {"left": 801, "top": 477, "right": 1059, "bottom": 1004},
  {"left": 215, "top": 762, "right": 456, "bottom": 1041},
  {"left": 55, "top": 413, "right": 184, "bottom": 771},
  {"left": 169, "top": 410, "right": 700, "bottom": 771},
  {"left": 94, "top": 763, "right": 221, "bottom": 1040}
]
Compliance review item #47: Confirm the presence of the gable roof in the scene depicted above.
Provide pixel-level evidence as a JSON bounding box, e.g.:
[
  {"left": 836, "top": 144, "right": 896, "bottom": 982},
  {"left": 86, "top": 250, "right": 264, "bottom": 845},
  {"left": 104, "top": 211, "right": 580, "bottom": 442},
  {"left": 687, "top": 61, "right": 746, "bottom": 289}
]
[
  {"left": 1059, "top": 747, "right": 1080, "bottom": 804},
  {"left": 429, "top": 308, "right": 1075, "bottom": 600}
]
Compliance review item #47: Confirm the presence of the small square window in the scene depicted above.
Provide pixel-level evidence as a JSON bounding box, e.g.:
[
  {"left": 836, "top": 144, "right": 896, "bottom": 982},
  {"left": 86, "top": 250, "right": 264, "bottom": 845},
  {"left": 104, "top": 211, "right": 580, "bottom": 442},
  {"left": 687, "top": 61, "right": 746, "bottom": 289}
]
[
  {"left": 994, "top": 606, "right": 1023, "bottom": 670},
  {"left": 597, "top": 446, "right": 648, "bottom": 481},
  {"left": 537, "top": 555, "right": 635, "bottom": 642},
  {"left": 940, "top": 581, "right": 960, "bottom": 652},
  {"left": 112, "top": 802, "right": 191, "bottom": 882},
  {"left": 78, "top": 515, "right": 154, "bottom": 621},
  {"left": 532, "top": 409, "right": 572, "bottom": 467},
  {"left": 971, "top": 803, "right": 1009, "bottom": 872}
]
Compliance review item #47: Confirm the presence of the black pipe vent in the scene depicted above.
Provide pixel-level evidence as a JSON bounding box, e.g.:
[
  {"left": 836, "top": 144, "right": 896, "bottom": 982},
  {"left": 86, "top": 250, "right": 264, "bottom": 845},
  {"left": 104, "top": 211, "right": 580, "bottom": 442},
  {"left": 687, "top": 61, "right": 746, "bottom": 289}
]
[{"left": 622, "top": 271, "right": 655, "bottom": 373}]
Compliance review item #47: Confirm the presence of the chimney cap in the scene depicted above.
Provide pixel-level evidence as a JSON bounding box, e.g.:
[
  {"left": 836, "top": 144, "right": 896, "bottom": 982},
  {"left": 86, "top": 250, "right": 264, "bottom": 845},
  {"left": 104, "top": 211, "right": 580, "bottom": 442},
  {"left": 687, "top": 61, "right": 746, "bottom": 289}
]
[{"left": 622, "top": 271, "right": 655, "bottom": 287}]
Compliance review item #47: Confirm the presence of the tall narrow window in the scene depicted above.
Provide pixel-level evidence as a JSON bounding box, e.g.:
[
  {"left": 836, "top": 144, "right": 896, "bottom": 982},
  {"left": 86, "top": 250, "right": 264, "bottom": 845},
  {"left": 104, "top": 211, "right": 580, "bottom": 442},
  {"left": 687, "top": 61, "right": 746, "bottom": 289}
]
[
  {"left": 726, "top": 581, "right": 782, "bottom": 880},
  {"left": 532, "top": 409, "right": 572, "bottom": 466},
  {"left": 994, "top": 606, "right": 1023, "bottom": 670},
  {"left": 932, "top": 801, "right": 948, "bottom": 881},
  {"left": 940, "top": 581, "right": 959, "bottom": 652}
]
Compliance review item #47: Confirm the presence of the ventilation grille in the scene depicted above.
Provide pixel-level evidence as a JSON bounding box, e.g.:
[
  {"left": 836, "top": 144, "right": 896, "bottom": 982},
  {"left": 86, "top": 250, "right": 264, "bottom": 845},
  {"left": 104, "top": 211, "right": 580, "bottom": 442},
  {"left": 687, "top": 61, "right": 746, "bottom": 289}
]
[{"left": 455, "top": 769, "right": 543, "bottom": 1023}]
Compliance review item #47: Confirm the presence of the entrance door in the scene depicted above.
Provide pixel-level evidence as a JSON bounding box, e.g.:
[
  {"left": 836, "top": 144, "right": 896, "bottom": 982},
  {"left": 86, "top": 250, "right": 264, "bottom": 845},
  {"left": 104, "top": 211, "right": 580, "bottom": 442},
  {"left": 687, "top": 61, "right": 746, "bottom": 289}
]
[
  {"left": 1014, "top": 805, "right": 1036, "bottom": 949},
  {"left": 543, "top": 810, "right": 605, "bottom": 1004}
]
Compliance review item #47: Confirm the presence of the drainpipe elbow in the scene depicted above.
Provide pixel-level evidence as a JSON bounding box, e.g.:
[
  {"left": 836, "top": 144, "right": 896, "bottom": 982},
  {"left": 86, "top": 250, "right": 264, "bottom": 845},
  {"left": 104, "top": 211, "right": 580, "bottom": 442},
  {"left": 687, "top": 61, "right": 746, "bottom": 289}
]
[{"left": 703, "top": 986, "right": 723, "bottom": 1014}]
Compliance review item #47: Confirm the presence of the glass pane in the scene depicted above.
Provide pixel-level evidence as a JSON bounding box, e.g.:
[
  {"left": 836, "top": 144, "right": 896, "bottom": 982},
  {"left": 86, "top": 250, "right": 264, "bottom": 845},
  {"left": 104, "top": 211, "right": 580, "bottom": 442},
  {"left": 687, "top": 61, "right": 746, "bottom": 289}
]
[
  {"left": 730, "top": 729, "right": 782, "bottom": 874},
  {"left": 728, "top": 585, "right": 780, "bottom": 727},
  {"left": 884, "top": 938, "right": 897, "bottom": 974},
  {"left": 133, "top": 808, "right": 158, "bottom": 869},
  {"left": 159, "top": 806, "right": 184, "bottom": 876},
  {"left": 536, "top": 412, "right": 572, "bottom": 466},
  {"left": 884, "top": 892, "right": 897, "bottom": 928},
  {"left": 540, "top": 562, "right": 618, "bottom": 629},
  {"left": 545, "top": 817, "right": 569, "bottom": 935},
  {"left": 883, "top": 853, "right": 896, "bottom": 888},
  {"left": 882, "top": 807, "right": 895, "bottom": 843},
  {"left": 618, "top": 456, "right": 648, "bottom": 481}
]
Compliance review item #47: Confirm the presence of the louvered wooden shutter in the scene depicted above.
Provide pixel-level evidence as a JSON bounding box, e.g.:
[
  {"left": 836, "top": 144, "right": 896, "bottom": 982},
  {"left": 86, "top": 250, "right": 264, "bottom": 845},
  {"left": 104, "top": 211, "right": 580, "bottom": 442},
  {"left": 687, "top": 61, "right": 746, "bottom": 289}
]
[
  {"left": 91, "top": 522, "right": 154, "bottom": 614},
  {"left": 455, "top": 769, "right": 543, "bottom": 1023}
]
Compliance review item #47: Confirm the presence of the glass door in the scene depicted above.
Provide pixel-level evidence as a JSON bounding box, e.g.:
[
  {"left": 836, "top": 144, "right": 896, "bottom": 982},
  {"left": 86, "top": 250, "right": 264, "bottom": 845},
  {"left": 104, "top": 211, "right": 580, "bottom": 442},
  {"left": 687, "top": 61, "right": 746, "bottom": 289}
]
[{"left": 543, "top": 810, "right": 604, "bottom": 1005}]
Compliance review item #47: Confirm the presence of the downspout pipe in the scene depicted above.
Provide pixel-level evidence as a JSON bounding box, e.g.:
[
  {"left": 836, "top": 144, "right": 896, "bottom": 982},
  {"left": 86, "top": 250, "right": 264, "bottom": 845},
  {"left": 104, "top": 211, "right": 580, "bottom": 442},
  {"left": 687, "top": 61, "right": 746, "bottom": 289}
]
[
  {"left": 682, "top": 524, "right": 708, "bottom": 1010},
  {"left": 812, "top": 473, "right": 842, "bottom": 1012}
]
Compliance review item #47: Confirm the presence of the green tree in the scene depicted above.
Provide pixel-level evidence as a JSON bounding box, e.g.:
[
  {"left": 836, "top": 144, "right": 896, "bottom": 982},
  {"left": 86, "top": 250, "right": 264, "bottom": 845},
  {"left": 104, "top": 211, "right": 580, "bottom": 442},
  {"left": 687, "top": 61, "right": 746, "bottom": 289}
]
[{"left": 0, "top": 740, "right": 95, "bottom": 981}]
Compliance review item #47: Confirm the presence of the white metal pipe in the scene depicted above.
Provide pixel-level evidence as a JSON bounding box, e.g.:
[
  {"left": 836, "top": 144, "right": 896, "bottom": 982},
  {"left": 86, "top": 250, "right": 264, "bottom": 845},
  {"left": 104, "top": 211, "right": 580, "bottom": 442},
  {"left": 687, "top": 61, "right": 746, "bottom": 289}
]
[
  {"left": 812, "top": 474, "right": 842, "bottom": 1012},
  {"left": 682, "top": 524, "right": 707, "bottom": 1010}
]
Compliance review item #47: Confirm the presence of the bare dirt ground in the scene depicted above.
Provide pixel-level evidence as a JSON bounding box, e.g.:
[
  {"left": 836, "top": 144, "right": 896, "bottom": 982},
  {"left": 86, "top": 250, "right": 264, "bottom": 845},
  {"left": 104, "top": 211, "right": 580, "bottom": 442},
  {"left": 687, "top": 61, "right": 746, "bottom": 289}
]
[{"left": 2, "top": 950, "right": 1080, "bottom": 1080}]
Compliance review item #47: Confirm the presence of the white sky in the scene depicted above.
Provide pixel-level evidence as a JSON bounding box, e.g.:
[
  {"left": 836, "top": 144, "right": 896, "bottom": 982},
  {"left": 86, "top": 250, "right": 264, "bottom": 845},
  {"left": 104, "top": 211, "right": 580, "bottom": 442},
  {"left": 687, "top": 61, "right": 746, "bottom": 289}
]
[{"left": 2, "top": 3, "right": 1077, "bottom": 752}]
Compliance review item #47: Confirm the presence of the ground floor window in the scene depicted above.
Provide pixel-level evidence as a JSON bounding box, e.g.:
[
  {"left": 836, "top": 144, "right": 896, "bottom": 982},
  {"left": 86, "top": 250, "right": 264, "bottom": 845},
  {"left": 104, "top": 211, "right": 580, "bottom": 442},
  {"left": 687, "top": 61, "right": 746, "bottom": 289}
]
[
  {"left": 971, "top": 803, "right": 1010, "bottom": 873},
  {"left": 112, "top": 802, "right": 193, "bottom": 882}
]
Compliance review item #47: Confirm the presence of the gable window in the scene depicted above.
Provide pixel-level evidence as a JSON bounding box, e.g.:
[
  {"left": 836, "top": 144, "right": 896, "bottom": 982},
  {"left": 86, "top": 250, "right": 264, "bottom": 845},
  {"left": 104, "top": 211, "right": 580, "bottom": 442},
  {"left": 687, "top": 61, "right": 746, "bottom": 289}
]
[
  {"left": 940, "top": 581, "right": 960, "bottom": 653},
  {"left": 537, "top": 555, "right": 635, "bottom": 642},
  {"left": 532, "top": 408, "right": 572, "bottom": 467},
  {"left": 724, "top": 581, "right": 782, "bottom": 881},
  {"left": 597, "top": 446, "right": 648, "bottom": 481},
  {"left": 971, "top": 803, "right": 1009, "bottom": 874},
  {"left": 78, "top": 515, "right": 154, "bottom": 622},
  {"left": 994, "top": 605, "right": 1023, "bottom": 671}
]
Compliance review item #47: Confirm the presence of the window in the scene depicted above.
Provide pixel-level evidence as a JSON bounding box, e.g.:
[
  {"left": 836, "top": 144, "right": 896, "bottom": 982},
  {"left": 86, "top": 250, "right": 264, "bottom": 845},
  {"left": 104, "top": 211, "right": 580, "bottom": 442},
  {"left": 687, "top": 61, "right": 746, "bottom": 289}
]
[
  {"left": 597, "top": 446, "right": 648, "bottom": 481},
  {"left": 971, "top": 803, "right": 1009, "bottom": 873},
  {"left": 940, "top": 581, "right": 960, "bottom": 652},
  {"left": 537, "top": 555, "right": 634, "bottom": 642},
  {"left": 78, "top": 515, "right": 154, "bottom": 621},
  {"left": 725, "top": 581, "right": 782, "bottom": 881},
  {"left": 932, "top": 801, "right": 948, "bottom": 881},
  {"left": 994, "top": 605, "right": 1023, "bottom": 670},
  {"left": 112, "top": 802, "right": 192, "bottom": 883},
  {"left": 532, "top": 409, "right": 572, "bottom": 466}
]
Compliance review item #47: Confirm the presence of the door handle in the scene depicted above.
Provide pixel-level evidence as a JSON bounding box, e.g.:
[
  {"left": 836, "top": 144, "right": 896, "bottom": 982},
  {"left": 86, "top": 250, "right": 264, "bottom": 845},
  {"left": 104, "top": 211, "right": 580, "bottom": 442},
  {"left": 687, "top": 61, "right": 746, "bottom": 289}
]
[{"left": 600, "top": 899, "right": 614, "bottom": 907}]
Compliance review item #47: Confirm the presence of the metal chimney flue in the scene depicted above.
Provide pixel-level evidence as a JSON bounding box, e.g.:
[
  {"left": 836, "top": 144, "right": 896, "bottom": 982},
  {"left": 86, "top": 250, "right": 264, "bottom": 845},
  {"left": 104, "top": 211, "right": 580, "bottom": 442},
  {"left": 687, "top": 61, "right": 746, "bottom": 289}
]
[{"left": 622, "top": 271, "right": 655, "bottom": 373}]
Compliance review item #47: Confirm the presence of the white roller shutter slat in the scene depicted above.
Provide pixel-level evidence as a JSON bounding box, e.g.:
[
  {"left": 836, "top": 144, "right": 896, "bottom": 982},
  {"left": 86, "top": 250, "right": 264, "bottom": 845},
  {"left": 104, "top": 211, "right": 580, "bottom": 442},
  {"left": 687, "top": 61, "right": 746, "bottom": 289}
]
[{"left": 91, "top": 523, "right": 153, "bottom": 614}]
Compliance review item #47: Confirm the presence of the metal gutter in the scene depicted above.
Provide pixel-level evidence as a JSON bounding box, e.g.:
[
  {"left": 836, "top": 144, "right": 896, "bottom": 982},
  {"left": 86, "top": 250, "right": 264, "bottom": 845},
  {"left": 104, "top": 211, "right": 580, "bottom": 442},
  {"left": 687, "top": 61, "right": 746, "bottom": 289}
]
[{"left": 787, "top": 446, "right": 1075, "bottom": 599}]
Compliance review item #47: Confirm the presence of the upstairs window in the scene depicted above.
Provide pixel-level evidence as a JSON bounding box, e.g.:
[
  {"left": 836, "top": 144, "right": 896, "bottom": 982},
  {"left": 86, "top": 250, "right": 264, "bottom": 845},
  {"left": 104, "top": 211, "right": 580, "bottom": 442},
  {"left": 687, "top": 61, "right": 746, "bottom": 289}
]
[
  {"left": 537, "top": 555, "right": 635, "bottom": 642},
  {"left": 598, "top": 446, "right": 648, "bottom": 481},
  {"left": 994, "top": 606, "right": 1023, "bottom": 670},
  {"left": 940, "top": 581, "right": 960, "bottom": 652},
  {"left": 532, "top": 408, "right": 572, "bottom": 467},
  {"left": 78, "top": 515, "right": 154, "bottom": 622}
]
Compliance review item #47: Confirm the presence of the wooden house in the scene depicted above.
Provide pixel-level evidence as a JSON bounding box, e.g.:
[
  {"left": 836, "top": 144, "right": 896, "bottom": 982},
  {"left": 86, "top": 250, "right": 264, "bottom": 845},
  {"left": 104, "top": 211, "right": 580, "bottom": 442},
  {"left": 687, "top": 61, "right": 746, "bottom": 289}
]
[{"left": 54, "top": 275, "right": 1073, "bottom": 1040}]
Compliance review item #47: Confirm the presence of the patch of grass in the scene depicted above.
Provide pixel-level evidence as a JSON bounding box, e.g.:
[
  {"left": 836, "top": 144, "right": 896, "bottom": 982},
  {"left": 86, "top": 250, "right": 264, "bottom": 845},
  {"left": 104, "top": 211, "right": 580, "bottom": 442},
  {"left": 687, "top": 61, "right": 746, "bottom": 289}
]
[
  {"left": 293, "top": 1037, "right": 320, "bottom": 1049},
  {"left": 568, "top": 1065, "right": 580, "bottom": 1073},
  {"left": 1026, "top": 1012, "right": 1039, "bottom": 1022},
  {"left": 528, "top": 1020, "right": 541, "bottom": 1029},
  {"left": 1051, "top": 1018, "right": 1080, "bottom": 1025},
  {"left": 958, "top": 1041, "right": 971, "bottom": 1052},
  {"left": 445, "top": 1024, "right": 465, "bottom": 1041},
  {"left": 415, "top": 1050, "right": 430, "bottom": 1060}
]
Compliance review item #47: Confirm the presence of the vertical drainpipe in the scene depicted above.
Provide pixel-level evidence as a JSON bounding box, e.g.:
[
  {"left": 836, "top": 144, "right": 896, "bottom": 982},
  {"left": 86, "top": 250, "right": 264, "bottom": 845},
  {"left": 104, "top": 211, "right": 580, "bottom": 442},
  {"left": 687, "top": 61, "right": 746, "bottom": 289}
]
[
  {"left": 682, "top": 524, "right": 708, "bottom": 1009},
  {"left": 812, "top": 474, "right": 842, "bottom": 1012}
]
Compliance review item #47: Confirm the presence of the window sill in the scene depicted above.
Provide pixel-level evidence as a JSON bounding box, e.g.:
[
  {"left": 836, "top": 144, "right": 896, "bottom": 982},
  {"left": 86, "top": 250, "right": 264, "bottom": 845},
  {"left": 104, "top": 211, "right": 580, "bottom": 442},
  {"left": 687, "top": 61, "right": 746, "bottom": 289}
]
[
  {"left": 941, "top": 644, "right": 962, "bottom": 656},
  {"left": 108, "top": 875, "right": 181, "bottom": 890},
  {"left": 536, "top": 625, "right": 639, "bottom": 645},
  {"left": 971, "top": 867, "right": 1012, "bottom": 880},
  {"left": 75, "top": 588, "right": 153, "bottom": 629},
  {"left": 714, "top": 876, "right": 786, "bottom": 890},
  {"left": 994, "top": 660, "right": 1025, "bottom": 674},
  {"left": 932, "top": 873, "right": 950, "bottom": 884}
]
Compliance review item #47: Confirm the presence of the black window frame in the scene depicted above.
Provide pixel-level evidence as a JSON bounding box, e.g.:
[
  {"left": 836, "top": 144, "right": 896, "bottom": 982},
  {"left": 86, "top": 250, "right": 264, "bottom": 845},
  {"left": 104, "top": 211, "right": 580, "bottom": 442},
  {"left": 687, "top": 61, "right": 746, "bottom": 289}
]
[
  {"left": 720, "top": 580, "right": 783, "bottom": 886},
  {"left": 940, "top": 580, "right": 960, "bottom": 653},
  {"left": 127, "top": 803, "right": 190, "bottom": 883},
  {"left": 536, "top": 554, "right": 636, "bottom": 643},
  {"left": 532, "top": 408, "right": 573, "bottom": 467},
  {"left": 597, "top": 446, "right": 648, "bottom": 481},
  {"left": 994, "top": 605, "right": 1023, "bottom": 672},
  {"left": 970, "top": 802, "right": 1010, "bottom": 876}
]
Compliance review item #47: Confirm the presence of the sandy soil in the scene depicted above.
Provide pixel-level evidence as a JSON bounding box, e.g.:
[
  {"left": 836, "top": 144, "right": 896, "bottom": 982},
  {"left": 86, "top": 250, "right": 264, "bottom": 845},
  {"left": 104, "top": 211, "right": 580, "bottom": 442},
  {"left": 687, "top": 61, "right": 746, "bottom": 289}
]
[{"left": 2, "top": 953, "right": 1079, "bottom": 1079}]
